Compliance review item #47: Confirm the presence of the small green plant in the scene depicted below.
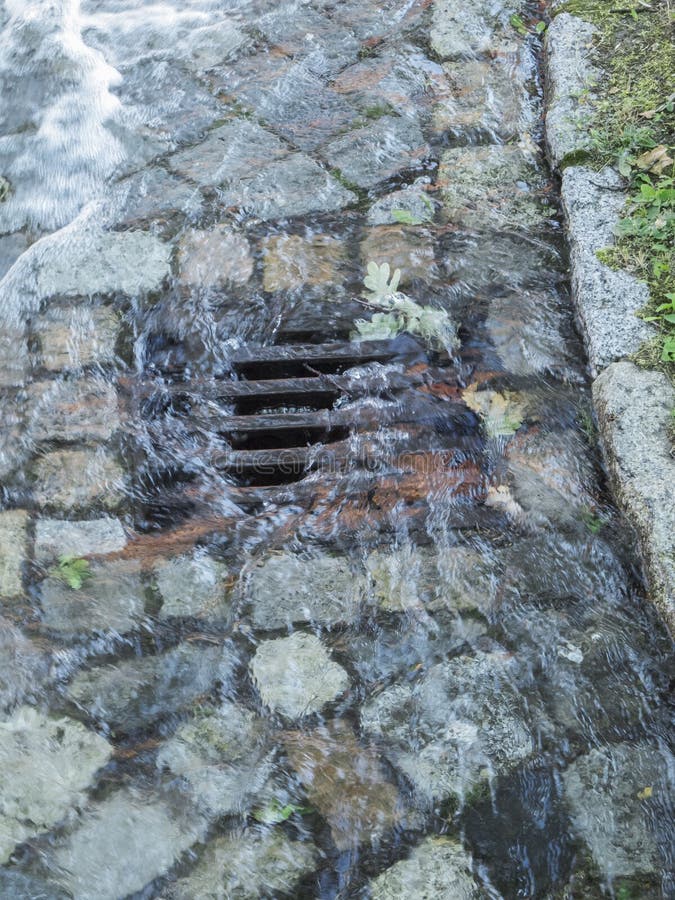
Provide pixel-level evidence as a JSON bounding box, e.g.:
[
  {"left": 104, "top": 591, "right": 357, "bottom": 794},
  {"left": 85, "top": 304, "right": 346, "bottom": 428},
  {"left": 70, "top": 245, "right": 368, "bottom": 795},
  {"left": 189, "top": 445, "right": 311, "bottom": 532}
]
[
  {"left": 391, "top": 208, "right": 425, "bottom": 225},
  {"left": 252, "top": 799, "right": 311, "bottom": 825},
  {"left": 509, "top": 13, "right": 528, "bottom": 35},
  {"left": 391, "top": 194, "right": 434, "bottom": 226},
  {"left": 54, "top": 556, "right": 92, "bottom": 590},
  {"left": 581, "top": 509, "right": 607, "bottom": 534},
  {"left": 362, "top": 261, "right": 401, "bottom": 301},
  {"left": 353, "top": 261, "right": 457, "bottom": 350}
]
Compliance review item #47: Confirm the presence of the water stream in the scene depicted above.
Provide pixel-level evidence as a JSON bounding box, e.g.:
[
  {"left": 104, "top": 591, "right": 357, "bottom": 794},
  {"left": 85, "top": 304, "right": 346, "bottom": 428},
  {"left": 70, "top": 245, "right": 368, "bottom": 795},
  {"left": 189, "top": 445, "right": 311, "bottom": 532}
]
[{"left": 0, "top": 1, "right": 673, "bottom": 897}]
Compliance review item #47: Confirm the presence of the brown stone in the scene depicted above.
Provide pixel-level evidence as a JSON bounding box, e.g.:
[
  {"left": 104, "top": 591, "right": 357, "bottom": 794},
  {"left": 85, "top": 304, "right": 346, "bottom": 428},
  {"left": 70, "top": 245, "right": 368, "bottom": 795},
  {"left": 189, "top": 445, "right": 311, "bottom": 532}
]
[
  {"left": 360, "top": 225, "right": 437, "bottom": 285},
  {"left": 33, "top": 449, "right": 125, "bottom": 512},
  {"left": 177, "top": 226, "right": 253, "bottom": 290},
  {"left": 27, "top": 378, "right": 119, "bottom": 443},
  {"left": 33, "top": 306, "right": 120, "bottom": 371},
  {"left": 262, "top": 234, "right": 345, "bottom": 292},
  {"left": 284, "top": 720, "right": 402, "bottom": 850},
  {"left": 432, "top": 57, "right": 526, "bottom": 139}
]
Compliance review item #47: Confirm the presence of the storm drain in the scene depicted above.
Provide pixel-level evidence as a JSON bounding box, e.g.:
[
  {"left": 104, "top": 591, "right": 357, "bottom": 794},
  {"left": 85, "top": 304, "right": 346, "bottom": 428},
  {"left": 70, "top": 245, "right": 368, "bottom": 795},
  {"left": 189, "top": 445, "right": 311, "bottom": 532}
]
[{"left": 133, "top": 336, "right": 484, "bottom": 510}]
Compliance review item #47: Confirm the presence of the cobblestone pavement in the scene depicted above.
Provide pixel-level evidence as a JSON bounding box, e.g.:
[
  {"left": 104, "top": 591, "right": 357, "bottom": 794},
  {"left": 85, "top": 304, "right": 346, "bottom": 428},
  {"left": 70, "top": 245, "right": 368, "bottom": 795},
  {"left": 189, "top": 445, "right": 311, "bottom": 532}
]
[{"left": 0, "top": 1, "right": 673, "bottom": 897}]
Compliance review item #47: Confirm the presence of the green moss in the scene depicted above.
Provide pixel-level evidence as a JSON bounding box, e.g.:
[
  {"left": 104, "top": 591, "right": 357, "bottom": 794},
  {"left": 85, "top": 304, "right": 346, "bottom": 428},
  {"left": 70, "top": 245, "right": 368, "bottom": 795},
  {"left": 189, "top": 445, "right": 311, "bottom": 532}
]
[
  {"left": 362, "top": 102, "right": 395, "bottom": 120},
  {"left": 558, "top": 0, "right": 675, "bottom": 380}
]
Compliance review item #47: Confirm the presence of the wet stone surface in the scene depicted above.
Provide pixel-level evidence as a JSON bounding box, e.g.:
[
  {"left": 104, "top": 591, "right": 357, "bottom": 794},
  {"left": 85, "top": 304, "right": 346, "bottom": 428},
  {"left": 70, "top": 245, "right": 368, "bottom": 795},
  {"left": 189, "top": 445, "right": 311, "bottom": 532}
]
[
  {"left": 67, "top": 642, "right": 236, "bottom": 732},
  {"left": 250, "top": 633, "right": 350, "bottom": 719},
  {"left": 0, "top": 509, "right": 29, "bottom": 599},
  {"left": 157, "top": 701, "right": 273, "bottom": 817},
  {"left": 48, "top": 788, "right": 206, "bottom": 900},
  {"left": 245, "top": 552, "right": 364, "bottom": 629},
  {"left": 155, "top": 553, "right": 230, "bottom": 620},
  {"left": 32, "top": 448, "right": 125, "bottom": 512},
  {"left": 32, "top": 305, "right": 121, "bottom": 372},
  {"left": 0, "top": 707, "right": 112, "bottom": 863},
  {"left": 0, "top": 0, "right": 673, "bottom": 896},
  {"left": 171, "top": 828, "right": 319, "bottom": 900},
  {"left": 39, "top": 558, "right": 145, "bottom": 637},
  {"left": 370, "top": 836, "right": 481, "bottom": 900},
  {"left": 361, "top": 649, "right": 537, "bottom": 805}
]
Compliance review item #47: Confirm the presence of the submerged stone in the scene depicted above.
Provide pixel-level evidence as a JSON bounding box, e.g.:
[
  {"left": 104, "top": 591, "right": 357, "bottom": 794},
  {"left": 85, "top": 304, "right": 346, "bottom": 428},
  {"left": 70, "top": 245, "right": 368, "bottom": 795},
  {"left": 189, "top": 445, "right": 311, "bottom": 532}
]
[
  {"left": 218, "top": 152, "right": 357, "bottom": 220},
  {"left": 39, "top": 559, "right": 145, "bottom": 637},
  {"left": 27, "top": 378, "right": 119, "bottom": 444},
  {"left": 370, "top": 836, "right": 481, "bottom": 899},
  {"left": 0, "top": 618, "right": 50, "bottom": 710},
  {"left": 0, "top": 232, "right": 30, "bottom": 280},
  {"left": 563, "top": 744, "right": 673, "bottom": 882},
  {"left": 505, "top": 427, "right": 597, "bottom": 524},
  {"left": 322, "top": 116, "right": 428, "bottom": 188},
  {"left": 431, "top": 0, "right": 519, "bottom": 58},
  {"left": 34, "top": 517, "right": 127, "bottom": 562},
  {"left": 35, "top": 230, "right": 171, "bottom": 300},
  {"left": 284, "top": 720, "right": 402, "bottom": 850},
  {"left": 155, "top": 553, "right": 230, "bottom": 620},
  {"left": 114, "top": 166, "right": 203, "bottom": 227},
  {"left": 366, "top": 544, "right": 498, "bottom": 616},
  {"left": 167, "top": 120, "right": 287, "bottom": 188},
  {"left": 67, "top": 642, "right": 235, "bottom": 731},
  {"left": 157, "top": 701, "right": 273, "bottom": 816},
  {"left": 0, "top": 706, "right": 112, "bottom": 863},
  {"left": 177, "top": 227, "right": 253, "bottom": 291},
  {"left": 33, "top": 305, "right": 120, "bottom": 371},
  {"left": 172, "top": 828, "right": 318, "bottom": 900},
  {"left": 0, "top": 325, "right": 28, "bottom": 388},
  {"left": 361, "top": 650, "right": 535, "bottom": 804},
  {"left": 50, "top": 788, "right": 205, "bottom": 900},
  {"left": 367, "top": 181, "right": 435, "bottom": 226},
  {"left": 439, "top": 145, "right": 548, "bottom": 230},
  {"left": 440, "top": 230, "right": 563, "bottom": 297},
  {"left": 261, "top": 234, "right": 345, "bottom": 293},
  {"left": 433, "top": 56, "right": 528, "bottom": 140},
  {"left": 485, "top": 289, "right": 576, "bottom": 377},
  {"left": 32, "top": 449, "right": 125, "bottom": 512},
  {"left": 224, "top": 58, "right": 358, "bottom": 150},
  {"left": 0, "top": 509, "right": 28, "bottom": 599},
  {"left": 250, "top": 632, "right": 349, "bottom": 719},
  {"left": 360, "top": 225, "right": 437, "bottom": 285},
  {"left": 246, "top": 552, "right": 364, "bottom": 629}
]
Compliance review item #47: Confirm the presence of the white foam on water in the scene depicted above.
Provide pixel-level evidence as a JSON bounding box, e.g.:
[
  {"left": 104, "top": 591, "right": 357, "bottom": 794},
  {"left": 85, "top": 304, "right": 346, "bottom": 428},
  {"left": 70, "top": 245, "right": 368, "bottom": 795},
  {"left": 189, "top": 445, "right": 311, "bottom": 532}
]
[{"left": 0, "top": 0, "right": 126, "bottom": 233}]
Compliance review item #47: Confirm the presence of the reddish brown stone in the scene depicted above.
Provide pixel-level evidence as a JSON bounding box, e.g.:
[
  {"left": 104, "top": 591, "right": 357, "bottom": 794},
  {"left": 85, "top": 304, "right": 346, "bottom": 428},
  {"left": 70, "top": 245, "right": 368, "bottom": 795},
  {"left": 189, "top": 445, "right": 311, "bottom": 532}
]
[{"left": 284, "top": 720, "right": 402, "bottom": 850}]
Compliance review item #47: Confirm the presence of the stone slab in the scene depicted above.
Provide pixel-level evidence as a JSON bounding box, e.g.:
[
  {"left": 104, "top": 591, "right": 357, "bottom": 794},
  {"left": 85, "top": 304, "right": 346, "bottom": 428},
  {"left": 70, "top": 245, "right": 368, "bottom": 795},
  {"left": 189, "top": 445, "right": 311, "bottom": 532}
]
[
  {"left": 34, "top": 517, "right": 127, "bottom": 562},
  {"left": 33, "top": 305, "right": 120, "bottom": 371},
  {"left": 560, "top": 166, "right": 653, "bottom": 373},
  {"left": 32, "top": 449, "right": 125, "bottom": 512},
  {"left": 34, "top": 231, "right": 171, "bottom": 300},
  {"left": 50, "top": 789, "right": 205, "bottom": 900},
  {"left": 544, "top": 14, "right": 599, "bottom": 167},
  {"left": 440, "top": 145, "right": 548, "bottom": 230},
  {"left": 39, "top": 559, "right": 145, "bottom": 636},
  {"left": 592, "top": 362, "right": 675, "bottom": 632}
]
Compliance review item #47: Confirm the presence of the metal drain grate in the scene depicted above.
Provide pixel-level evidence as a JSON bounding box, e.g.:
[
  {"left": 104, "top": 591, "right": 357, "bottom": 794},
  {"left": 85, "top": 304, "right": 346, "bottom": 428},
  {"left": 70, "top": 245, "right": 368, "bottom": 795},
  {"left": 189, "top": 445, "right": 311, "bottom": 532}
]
[{"left": 130, "top": 335, "right": 485, "bottom": 522}]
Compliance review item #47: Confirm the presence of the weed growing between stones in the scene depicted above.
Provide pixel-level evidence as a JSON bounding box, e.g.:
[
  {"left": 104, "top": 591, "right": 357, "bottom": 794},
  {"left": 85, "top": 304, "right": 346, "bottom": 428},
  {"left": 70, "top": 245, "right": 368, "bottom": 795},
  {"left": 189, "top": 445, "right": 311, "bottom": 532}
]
[
  {"left": 54, "top": 556, "right": 92, "bottom": 590},
  {"left": 562, "top": 0, "right": 674, "bottom": 377},
  {"left": 352, "top": 261, "right": 457, "bottom": 350}
]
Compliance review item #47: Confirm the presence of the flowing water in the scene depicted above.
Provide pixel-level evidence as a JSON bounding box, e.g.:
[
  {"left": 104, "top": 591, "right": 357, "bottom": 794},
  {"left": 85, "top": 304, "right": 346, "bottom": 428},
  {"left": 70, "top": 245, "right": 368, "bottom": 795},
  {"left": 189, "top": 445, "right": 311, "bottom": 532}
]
[{"left": 0, "top": 1, "right": 673, "bottom": 898}]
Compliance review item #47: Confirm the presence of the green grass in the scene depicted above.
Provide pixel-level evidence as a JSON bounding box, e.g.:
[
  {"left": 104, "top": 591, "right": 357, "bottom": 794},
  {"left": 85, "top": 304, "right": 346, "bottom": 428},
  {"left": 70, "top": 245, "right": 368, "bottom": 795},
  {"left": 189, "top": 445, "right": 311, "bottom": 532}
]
[{"left": 561, "top": 0, "right": 675, "bottom": 378}]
